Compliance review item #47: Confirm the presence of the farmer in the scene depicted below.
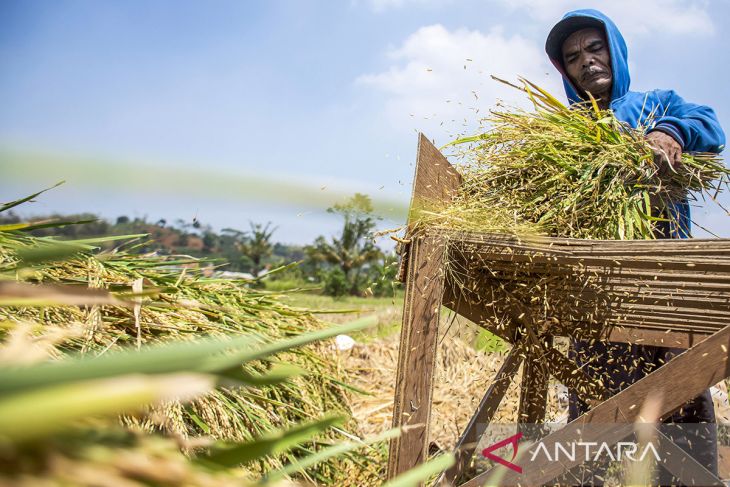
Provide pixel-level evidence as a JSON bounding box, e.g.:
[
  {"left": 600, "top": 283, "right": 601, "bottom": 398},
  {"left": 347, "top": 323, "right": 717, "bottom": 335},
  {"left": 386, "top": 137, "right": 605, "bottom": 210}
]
[{"left": 545, "top": 8, "right": 725, "bottom": 484}]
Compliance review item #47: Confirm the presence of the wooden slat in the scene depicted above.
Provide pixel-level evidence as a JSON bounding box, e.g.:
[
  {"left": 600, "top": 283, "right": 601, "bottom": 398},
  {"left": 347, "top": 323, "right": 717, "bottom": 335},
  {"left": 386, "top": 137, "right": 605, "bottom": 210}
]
[
  {"left": 606, "top": 326, "right": 709, "bottom": 348},
  {"left": 517, "top": 353, "right": 550, "bottom": 431},
  {"left": 453, "top": 231, "right": 730, "bottom": 252},
  {"left": 388, "top": 133, "right": 463, "bottom": 480},
  {"left": 396, "top": 133, "right": 462, "bottom": 283},
  {"left": 439, "top": 341, "right": 525, "bottom": 485},
  {"left": 473, "top": 261, "right": 730, "bottom": 287},
  {"left": 387, "top": 235, "right": 447, "bottom": 479},
  {"left": 407, "top": 133, "right": 463, "bottom": 217},
  {"left": 470, "top": 250, "right": 730, "bottom": 273}
]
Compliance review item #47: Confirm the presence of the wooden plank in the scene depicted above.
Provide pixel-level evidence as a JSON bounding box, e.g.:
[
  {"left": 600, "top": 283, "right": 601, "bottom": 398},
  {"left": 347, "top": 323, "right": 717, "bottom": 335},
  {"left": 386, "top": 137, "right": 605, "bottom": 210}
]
[
  {"left": 473, "top": 261, "right": 730, "bottom": 287},
  {"left": 453, "top": 231, "right": 730, "bottom": 252},
  {"left": 439, "top": 341, "right": 525, "bottom": 485},
  {"left": 517, "top": 340, "right": 550, "bottom": 429},
  {"left": 471, "top": 250, "right": 730, "bottom": 273},
  {"left": 606, "top": 326, "right": 710, "bottom": 348},
  {"left": 389, "top": 132, "right": 464, "bottom": 479},
  {"left": 397, "top": 133, "right": 462, "bottom": 283},
  {"left": 387, "top": 234, "right": 448, "bottom": 479},
  {"left": 462, "top": 323, "right": 730, "bottom": 486},
  {"left": 407, "top": 133, "right": 463, "bottom": 217}
]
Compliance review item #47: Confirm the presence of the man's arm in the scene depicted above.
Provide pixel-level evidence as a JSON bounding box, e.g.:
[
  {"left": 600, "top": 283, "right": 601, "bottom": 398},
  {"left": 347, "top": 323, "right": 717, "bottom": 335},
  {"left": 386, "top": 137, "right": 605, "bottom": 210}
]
[
  {"left": 650, "top": 90, "right": 726, "bottom": 153},
  {"left": 646, "top": 90, "right": 725, "bottom": 176},
  {"left": 645, "top": 91, "right": 725, "bottom": 239}
]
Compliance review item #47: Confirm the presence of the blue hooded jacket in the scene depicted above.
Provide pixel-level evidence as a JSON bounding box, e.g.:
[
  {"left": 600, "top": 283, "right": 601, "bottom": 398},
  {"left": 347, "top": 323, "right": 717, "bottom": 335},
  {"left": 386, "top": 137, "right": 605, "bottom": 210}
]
[{"left": 545, "top": 9, "right": 726, "bottom": 238}]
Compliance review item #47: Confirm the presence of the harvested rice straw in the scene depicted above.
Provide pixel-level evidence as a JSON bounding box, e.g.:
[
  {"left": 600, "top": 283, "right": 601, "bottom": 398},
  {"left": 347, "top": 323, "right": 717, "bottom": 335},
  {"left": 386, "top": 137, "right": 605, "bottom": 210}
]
[
  {"left": 433, "top": 77, "right": 729, "bottom": 240},
  {"left": 0, "top": 228, "right": 372, "bottom": 485},
  {"left": 338, "top": 327, "right": 566, "bottom": 452}
]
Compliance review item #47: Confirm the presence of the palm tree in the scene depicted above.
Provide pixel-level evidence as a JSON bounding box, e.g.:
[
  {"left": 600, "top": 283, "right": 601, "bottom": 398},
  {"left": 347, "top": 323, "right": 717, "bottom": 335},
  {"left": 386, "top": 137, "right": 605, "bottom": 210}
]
[
  {"left": 306, "top": 194, "right": 383, "bottom": 295},
  {"left": 223, "top": 222, "right": 276, "bottom": 278},
  {"left": 242, "top": 222, "right": 276, "bottom": 278}
]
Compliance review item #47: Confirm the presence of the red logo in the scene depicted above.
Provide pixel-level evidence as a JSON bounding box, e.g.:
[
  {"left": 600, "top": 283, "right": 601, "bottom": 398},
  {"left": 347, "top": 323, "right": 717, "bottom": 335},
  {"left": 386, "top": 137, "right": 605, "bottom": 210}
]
[{"left": 481, "top": 432, "right": 523, "bottom": 473}]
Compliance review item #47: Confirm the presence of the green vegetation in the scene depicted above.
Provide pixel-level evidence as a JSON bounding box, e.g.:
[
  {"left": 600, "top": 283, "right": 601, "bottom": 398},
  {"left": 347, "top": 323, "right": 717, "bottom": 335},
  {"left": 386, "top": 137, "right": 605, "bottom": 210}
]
[
  {"left": 222, "top": 222, "right": 277, "bottom": 278},
  {"left": 305, "top": 193, "right": 392, "bottom": 297},
  {"left": 0, "top": 189, "right": 455, "bottom": 486}
]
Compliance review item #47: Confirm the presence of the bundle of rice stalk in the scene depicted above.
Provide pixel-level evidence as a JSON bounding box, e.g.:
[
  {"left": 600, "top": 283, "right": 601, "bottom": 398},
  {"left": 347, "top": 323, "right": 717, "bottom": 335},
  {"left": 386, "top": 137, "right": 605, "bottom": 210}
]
[
  {"left": 431, "top": 77, "right": 728, "bottom": 240},
  {"left": 0, "top": 195, "right": 382, "bottom": 485},
  {"left": 0, "top": 312, "right": 379, "bottom": 487}
]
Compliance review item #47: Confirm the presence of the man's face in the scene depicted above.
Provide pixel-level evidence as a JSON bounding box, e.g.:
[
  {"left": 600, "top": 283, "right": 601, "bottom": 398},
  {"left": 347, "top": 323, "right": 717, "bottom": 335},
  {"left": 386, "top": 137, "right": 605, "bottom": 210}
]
[{"left": 561, "top": 27, "right": 612, "bottom": 101}]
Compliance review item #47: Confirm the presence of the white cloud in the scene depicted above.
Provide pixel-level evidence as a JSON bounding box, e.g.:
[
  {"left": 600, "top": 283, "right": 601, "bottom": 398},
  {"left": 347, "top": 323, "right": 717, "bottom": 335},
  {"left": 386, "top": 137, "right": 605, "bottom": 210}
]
[
  {"left": 496, "top": 0, "right": 715, "bottom": 39},
  {"left": 356, "top": 24, "right": 563, "bottom": 140}
]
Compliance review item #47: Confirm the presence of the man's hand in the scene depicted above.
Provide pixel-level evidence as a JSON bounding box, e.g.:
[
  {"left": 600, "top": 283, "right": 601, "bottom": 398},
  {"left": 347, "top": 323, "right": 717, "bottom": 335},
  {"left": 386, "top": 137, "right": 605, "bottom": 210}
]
[{"left": 647, "top": 130, "right": 683, "bottom": 178}]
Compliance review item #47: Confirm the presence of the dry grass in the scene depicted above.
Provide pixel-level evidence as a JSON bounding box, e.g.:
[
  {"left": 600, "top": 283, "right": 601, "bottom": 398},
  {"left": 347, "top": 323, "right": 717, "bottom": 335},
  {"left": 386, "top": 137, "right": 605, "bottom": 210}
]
[{"left": 338, "top": 321, "right": 565, "bottom": 452}]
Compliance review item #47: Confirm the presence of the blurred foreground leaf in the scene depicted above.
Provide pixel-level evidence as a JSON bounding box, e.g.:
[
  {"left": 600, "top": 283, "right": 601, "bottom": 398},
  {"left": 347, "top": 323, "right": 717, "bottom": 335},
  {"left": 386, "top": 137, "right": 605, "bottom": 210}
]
[
  {"left": 382, "top": 454, "right": 455, "bottom": 487},
  {"left": 203, "top": 414, "right": 346, "bottom": 468},
  {"left": 0, "top": 373, "right": 214, "bottom": 442},
  {"left": 0, "top": 315, "right": 376, "bottom": 395}
]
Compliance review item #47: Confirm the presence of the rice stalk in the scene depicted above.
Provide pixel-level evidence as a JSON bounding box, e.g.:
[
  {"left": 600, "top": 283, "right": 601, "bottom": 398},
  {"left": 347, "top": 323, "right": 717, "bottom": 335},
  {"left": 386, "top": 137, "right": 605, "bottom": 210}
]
[
  {"left": 0, "top": 219, "right": 382, "bottom": 484},
  {"left": 430, "top": 77, "right": 728, "bottom": 240}
]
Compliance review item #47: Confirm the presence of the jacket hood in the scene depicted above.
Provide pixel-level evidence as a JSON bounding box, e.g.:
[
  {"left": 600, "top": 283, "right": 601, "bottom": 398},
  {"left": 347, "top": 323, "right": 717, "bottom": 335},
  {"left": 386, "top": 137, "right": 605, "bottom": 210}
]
[{"left": 545, "top": 9, "right": 630, "bottom": 105}]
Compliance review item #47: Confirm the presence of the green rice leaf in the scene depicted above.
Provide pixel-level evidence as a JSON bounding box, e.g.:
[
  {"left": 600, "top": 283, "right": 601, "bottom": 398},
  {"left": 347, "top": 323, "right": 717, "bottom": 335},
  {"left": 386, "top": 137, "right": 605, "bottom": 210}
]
[
  {"left": 201, "top": 414, "right": 346, "bottom": 468},
  {"left": 381, "top": 454, "right": 455, "bottom": 487}
]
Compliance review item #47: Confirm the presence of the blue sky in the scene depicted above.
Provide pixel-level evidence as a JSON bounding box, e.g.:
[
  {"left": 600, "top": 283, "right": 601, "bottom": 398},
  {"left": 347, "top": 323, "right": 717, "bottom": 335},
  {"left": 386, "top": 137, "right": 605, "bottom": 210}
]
[{"left": 1, "top": 0, "right": 728, "bottom": 244}]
